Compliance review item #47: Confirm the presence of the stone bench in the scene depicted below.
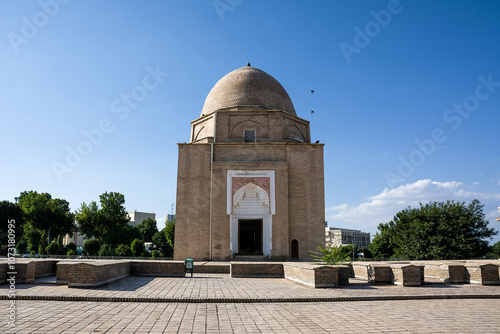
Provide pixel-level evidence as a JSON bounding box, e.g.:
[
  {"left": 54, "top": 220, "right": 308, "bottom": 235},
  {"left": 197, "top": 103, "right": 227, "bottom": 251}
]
[
  {"left": 283, "top": 263, "right": 348, "bottom": 288},
  {"left": 465, "top": 263, "right": 500, "bottom": 285},
  {"left": 65, "top": 260, "right": 130, "bottom": 288},
  {"left": 130, "top": 260, "right": 185, "bottom": 277},
  {"left": 230, "top": 262, "right": 284, "bottom": 278}
]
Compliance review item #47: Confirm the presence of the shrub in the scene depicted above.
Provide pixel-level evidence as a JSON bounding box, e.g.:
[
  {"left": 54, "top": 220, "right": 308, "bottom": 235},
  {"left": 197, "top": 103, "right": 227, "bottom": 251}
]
[
  {"left": 98, "top": 244, "right": 115, "bottom": 257},
  {"left": 46, "top": 241, "right": 60, "bottom": 255},
  {"left": 131, "top": 239, "right": 145, "bottom": 257},
  {"left": 65, "top": 242, "right": 77, "bottom": 252},
  {"left": 151, "top": 250, "right": 162, "bottom": 258},
  {"left": 83, "top": 239, "right": 101, "bottom": 256},
  {"left": 38, "top": 244, "right": 45, "bottom": 255},
  {"left": 115, "top": 244, "right": 133, "bottom": 257},
  {"left": 67, "top": 249, "right": 75, "bottom": 257},
  {"left": 16, "top": 240, "right": 28, "bottom": 255}
]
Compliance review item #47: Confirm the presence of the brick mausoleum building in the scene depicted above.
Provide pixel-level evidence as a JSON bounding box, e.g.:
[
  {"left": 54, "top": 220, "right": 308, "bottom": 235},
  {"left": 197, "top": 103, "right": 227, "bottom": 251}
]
[{"left": 174, "top": 64, "right": 325, "bottom": 261}]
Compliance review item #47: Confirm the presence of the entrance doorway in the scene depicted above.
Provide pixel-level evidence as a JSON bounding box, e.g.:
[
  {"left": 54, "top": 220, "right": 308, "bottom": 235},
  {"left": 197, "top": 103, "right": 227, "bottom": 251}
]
[
  {"left": 238, "top": 220, "right": 263, "bottom": 255},
  {"left": 291, "top": 239, "right": 299, "bottom": 260}
]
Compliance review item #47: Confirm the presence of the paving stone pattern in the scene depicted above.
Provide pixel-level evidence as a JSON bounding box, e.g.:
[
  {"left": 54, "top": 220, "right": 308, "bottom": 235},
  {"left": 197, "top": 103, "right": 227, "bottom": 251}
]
[
  {"left": 1, "top": 274, "right": 499, "bottom": 333},
  {"left": 1, "top": 299, "right": 499, "bottom": 333}
]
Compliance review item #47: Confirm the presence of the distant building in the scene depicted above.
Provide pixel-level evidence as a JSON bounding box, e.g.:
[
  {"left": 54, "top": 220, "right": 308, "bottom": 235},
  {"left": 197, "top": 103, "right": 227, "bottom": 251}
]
[
  {"left": 128, "top": 211, "right": 156, "bottom": 226},
  {"left": 167, "top": 214, "right": 175, "bottom": 223},
  {"left": 496, "top": 207, "right": 500, "bottom": 222},
  {"left": 325, "top": 227, "right": 370, "bottom": 249}
]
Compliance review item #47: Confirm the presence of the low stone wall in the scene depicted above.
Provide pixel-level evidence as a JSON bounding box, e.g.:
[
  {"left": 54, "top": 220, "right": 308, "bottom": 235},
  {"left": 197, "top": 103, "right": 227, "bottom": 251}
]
[
  {"left": 416, "top": 262, "right": 466, "bottom": 284},
  {"left": 338, "top": 265, "right": 350, "bottom": 285},
  {"left": 0, "top": 262, "right": 8, "bottom": 283},
  {"left": 56, "top": 261, "right": 79, "bottom": 284},
  {"left": 33, "top": 259, "right": 58, "bottom": 278},
  {"left": 368, "top": 265, "right": 393, "bottom": 284},
  {"left": 130, "top": 260, "right": 185, "bottom": 277},
  {"left": 283, "top": 263, "right": 346, "bottom": 288},
  {"left": 67, "top": 261, "right": 130, "bottom": 288},
  {"left": 391, "top": 264, "right": 421, "bottom": 287},
  {"left": 194, "top": 262, "right": 230, "bottom": 274},
  {"left": 465, "top": 263, "right": 500, "bottom": 285},
  {"left": 15, "top": 261, "right": 36, "bottom": 283},
  {"left": 352, "top": 263, "right": 370, "bottom": 280},
  {"left": 230, "top": 262, "right": 284, "bottom": 278}
]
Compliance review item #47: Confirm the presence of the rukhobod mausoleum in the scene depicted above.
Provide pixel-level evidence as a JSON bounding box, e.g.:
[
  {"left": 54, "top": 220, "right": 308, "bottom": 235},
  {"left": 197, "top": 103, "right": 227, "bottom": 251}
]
[{"left": 174, "top": 63, "right": 325, "bottom": 261}]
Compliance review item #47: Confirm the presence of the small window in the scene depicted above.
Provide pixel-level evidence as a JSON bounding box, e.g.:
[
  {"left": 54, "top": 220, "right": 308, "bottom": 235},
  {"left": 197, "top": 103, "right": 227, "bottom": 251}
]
[{"left": 244, "top": 130, "right": 256, "bottom": 143}]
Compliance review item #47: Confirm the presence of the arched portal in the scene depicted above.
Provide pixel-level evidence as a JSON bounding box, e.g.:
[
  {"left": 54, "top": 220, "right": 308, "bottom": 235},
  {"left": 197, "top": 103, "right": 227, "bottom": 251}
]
[{"left": 230, "top": 182, "right": 271, "bottom": 257}]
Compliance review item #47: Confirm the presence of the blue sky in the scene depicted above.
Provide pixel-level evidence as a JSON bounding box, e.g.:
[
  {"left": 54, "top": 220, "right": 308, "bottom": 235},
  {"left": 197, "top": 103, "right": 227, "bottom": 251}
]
[{"left": 1, "top": 0, "right": 499, "bottom": 243}]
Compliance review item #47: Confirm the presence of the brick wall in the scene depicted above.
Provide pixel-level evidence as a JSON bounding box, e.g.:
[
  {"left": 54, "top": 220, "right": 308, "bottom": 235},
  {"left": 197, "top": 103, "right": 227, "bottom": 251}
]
[
  {"left": 283, "top": 263, "right": 343, "bottom": 288},
  {"left": 130, "top": 260, "right": 185, "bottom": 277},
  {"left": 391, "top": 265, "right": 421, "bottom": 287},
  {"left": 466, "top": 263, "right": 500, "bottom": 285},
  {"left": 230, "top": 262, "right": 284, "bottom": 278},
  {"left": 15, "top": 261, "right": 36, "bottom": 283},
  {"left": 67, "top": 261, "right": 130, "bottom": 288}
]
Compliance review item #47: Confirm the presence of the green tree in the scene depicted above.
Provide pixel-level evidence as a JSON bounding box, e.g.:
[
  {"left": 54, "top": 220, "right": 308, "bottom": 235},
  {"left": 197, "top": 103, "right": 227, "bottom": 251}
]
[
  {"left": 115, "top": 244, "right": 134, "bottom": 257},
  {"left": 137, "top": 218, "right": 158, "bottom": 242},
  {"left": 369, "top": 222, "right": 396, "bottom": 259},
  {"left": 309, "top": 244, "right": 351, "bottom": 265},
  {"left": 131, "top": 238, "right": 145, "bottom": 257},
  {"left": 75, "top": 192, "right": 130, "bottom": 246},
  {"left": 382, "top": 200, "right": 497, "bottom": 260},
  {"left": 486, "top": 241, "right": 500, "bottom": 258},
  {"left": 164, "top": 219, "right": 175, "bottom": 248},
  {"left": 83, "top": 238, "right": 101, "bottom": 256},
  {"left": 152, "top": 227, "right": 174, "bottom": 257},
  {"left": 0, "top": 200, "right": 24, "bottom": 245},
  {"left": 16, "top": 191, "right": 75, "bottom": 242}
]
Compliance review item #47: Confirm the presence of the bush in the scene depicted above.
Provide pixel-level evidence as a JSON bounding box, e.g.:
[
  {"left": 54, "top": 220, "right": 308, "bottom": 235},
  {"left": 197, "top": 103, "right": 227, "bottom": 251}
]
[
  {"left": 98, "top": 244, "right": 115, "bottom": 257},
  {"left": 65, "top": 242, "right": 77, "bottom": 253},
  {"left": 67, "top": 249, "right": 75, "bottom": 257},
  {"left": 38, "top": 244, "right": 45, "bottom": 255},
  {"left": 151, "top": 250, "right": 162, "bottom": 258},
  {"left": 115, "top": 244, "right": 133, "bottom": 257},
  {"left": 16, "top": 240, "right": 28, "bottom": 255},
  {"left": 131, "top": 239, "right": 145, "bottom": 257},
  {"left": 83, "top": 239, "right": 101, "bottom": 256},
  {"left": 46, "top": 241, "right": 60, "bottom": 255},
  {"left": 30, "top": 250, "right": 37, "bottom": 257}
]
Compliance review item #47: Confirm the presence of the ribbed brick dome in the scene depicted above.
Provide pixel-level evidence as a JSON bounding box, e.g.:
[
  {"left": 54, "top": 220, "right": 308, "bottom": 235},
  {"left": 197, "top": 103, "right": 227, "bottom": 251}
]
[{"left": 201, "top": 65, "right": 296, "bottom": 117}]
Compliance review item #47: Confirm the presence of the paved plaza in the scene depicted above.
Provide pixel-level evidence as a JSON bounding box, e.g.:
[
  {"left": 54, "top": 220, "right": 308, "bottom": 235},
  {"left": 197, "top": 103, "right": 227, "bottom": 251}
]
[{"left": 1, "top": 273, "right": 499, "bottom": 333}]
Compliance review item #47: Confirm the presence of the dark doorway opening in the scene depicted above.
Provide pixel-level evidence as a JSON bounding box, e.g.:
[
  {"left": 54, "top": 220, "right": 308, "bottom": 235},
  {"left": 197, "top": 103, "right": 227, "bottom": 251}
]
[
  {"left": 238, "top": 220, "right": 262, "bottom": 255},
  {"left": 291, "top": 239, "right": 299, "bottom": 260}
]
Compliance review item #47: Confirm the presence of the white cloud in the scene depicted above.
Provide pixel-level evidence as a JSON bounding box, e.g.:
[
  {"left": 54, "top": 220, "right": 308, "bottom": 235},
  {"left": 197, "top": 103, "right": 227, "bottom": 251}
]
[
  {"left": 472, "top": 181, "right": 480, "bottom": 185},
  {"left": 498, "top": 180, "right": 500, "bottom": 186},
  {"left": 327, "top": 179, "right": 500, "bottom": 239}
]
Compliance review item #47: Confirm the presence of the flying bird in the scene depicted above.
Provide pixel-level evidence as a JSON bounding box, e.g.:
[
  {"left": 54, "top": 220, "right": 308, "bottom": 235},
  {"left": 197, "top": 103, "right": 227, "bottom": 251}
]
[
  {"left": 311, "top": 90, "right": 315, "bottom": 94},
  {"left": 311, "top": 110, "right": 314, "bottom": 115}
]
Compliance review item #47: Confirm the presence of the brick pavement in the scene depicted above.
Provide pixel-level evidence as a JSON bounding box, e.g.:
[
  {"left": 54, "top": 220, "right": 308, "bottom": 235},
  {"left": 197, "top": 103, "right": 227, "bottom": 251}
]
[
  {"left": 1, "top": 275, "right": 499, "bottom": 302},
  {"left": 0, "top": 299, "right": 499, "bottom": 333},
  {"left": 0, "top": 274, "right": 499, "bottom": 333}
]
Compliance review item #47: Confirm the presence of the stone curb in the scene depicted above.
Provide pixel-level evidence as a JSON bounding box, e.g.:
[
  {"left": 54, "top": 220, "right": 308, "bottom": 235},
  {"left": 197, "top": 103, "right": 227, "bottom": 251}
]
[{"left": 2, "top": 294, "right": 499, "bottom": 303}]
